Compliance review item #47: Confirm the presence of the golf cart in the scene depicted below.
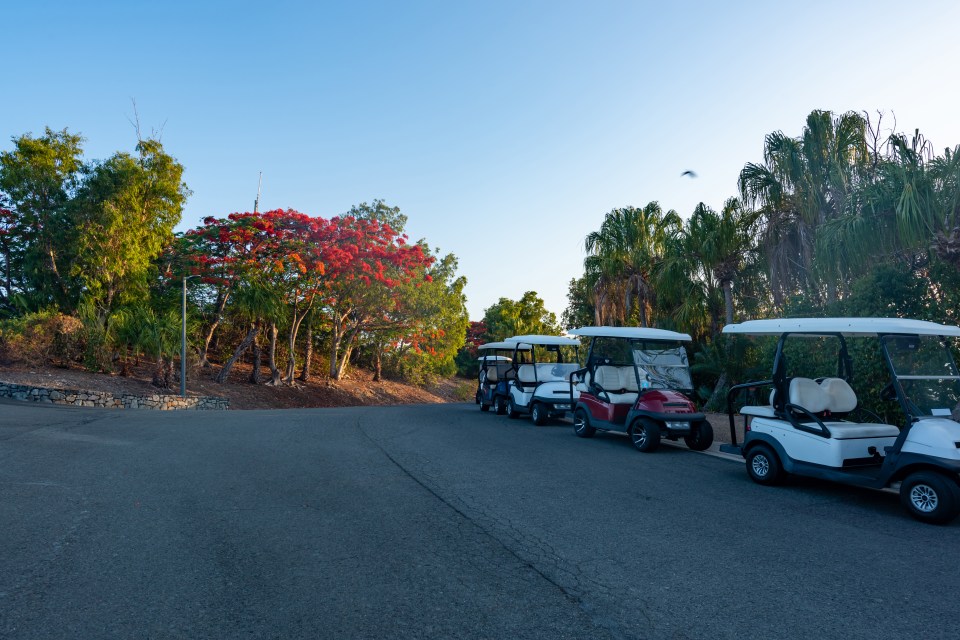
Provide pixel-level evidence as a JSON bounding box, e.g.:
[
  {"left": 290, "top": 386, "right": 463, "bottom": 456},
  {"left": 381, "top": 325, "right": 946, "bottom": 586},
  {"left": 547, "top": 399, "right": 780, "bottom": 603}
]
[
  {"left": 567, "top": 326, "right": 713, "bottom": 452},
  {"left": 721, "top": 317, "right": 960, "bottom": 524},
  {"left": 475, "top": 341, "right": 529, "bottom": 413},
  {"left": 501, "top": 335, "right": 582, "bottom": 425}
]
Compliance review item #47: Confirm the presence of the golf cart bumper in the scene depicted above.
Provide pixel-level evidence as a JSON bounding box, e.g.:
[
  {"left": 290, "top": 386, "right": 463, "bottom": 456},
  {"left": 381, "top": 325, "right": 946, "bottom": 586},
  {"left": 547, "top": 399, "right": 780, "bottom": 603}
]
[{"left": 627, "top": 410, "right": 706, "bottom": 435}]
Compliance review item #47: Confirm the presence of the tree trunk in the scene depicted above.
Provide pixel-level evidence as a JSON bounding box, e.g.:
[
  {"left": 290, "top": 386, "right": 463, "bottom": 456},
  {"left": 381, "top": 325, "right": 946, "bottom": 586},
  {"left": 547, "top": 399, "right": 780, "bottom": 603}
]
[
  {"left": 373, "top": 340, "right": 383, "bottom": 382},
  {"left": 705, "top": 371, "right": 728, "bottom": 412},
  {"left": 298, "top": 320, "right": 313, "bottom": 383},
  {"left": 200, "top": 287, "right": 231, "bottom": 367},
  {"left": 249, "top": 330, "right": 263, "bottom": 384},
  {"left": 215, "top": 321, "right": 259, "bottom": 383},
  {"left": 152, "top": 354, "right": 165, "bottom": 387},
  {"left": 267, "top": 322, "right": 281, "bottom": 385},
  {"left": 722, "top": 280, "right": 734, "bottom": 326}
]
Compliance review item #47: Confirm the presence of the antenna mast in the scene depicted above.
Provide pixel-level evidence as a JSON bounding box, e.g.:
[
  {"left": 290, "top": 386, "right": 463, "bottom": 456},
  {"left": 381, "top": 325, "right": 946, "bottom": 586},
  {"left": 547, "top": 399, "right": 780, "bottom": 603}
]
[{"left": 254, "top": 171, "right": 262, "bottom": 213}]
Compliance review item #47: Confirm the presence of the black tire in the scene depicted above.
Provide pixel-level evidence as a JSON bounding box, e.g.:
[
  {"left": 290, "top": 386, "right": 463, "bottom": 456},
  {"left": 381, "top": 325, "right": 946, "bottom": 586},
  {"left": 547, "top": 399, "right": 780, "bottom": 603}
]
[
  {"left": 684, "top": 420, "right": 714, "bottom": 451},
  {"left": 475, "top": 390, "right": 481, "bottom": 405},
  {"left": 494, "top": 396, "right": 506, "bottom": 415},
  {"left": 531, "top": 402, "right": 548, "bottom": 426},
  {"left": 745, "top": 445, "right": 784, "bottom": 485},
  {"left": 506, "top": 398, "right": 519, "bottom": 419},
  {"left": 630, "top": 419, "right": 661, "bottom": 453},
  {"left": 480, "top": 401, "right": 489, "bottom": 412},
  {"left": 900, "top": 471, "right": 960, "bottom": 524},
  {"left": 573, "top": 408, "right": 596, "bottom": 438}
]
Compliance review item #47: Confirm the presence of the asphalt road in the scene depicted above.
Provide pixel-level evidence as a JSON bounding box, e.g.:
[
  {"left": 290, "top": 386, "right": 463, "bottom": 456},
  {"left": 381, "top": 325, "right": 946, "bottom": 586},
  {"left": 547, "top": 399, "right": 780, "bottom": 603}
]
[{"left": 2, "top": 400, "right": 959, "bottom": 639}]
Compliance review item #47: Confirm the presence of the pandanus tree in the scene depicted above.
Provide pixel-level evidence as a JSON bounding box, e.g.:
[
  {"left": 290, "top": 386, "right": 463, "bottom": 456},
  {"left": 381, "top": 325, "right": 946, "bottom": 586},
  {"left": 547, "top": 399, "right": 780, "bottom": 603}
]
[
  {"left": 583, "top": 202, "right": 682, "bottom": 326},
  {"left": 818, "top": 131, "right": 960, "bottom": 280}
]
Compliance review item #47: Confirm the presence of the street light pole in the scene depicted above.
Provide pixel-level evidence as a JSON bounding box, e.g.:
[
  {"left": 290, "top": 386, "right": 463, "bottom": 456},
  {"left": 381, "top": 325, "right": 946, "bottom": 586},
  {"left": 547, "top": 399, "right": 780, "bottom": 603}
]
[{"left": 181, "top": 275, "right": 188, "bottom": 398}]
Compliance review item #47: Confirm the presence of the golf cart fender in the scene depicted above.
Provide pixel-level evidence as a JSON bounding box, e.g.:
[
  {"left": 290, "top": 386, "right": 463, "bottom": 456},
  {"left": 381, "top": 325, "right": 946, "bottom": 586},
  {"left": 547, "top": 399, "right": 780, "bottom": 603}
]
[
  {"left": 902, "top": 418, "right": 960, "bottom": 460},
  {"left": 626, "top": 409, "right": 706, "bottom": 427},
  {"left": 741, "top": 433, "right": 795, "bottom": 470},
  {"left": 887, "top": 453, "right": 960, "bottom": 484}
]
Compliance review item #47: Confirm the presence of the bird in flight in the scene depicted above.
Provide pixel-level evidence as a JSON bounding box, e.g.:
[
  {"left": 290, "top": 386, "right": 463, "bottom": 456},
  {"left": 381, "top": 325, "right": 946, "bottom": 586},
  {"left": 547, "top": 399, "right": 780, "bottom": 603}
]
[{"left": 681, "top": 170, "right": 697, "bottom": 178}]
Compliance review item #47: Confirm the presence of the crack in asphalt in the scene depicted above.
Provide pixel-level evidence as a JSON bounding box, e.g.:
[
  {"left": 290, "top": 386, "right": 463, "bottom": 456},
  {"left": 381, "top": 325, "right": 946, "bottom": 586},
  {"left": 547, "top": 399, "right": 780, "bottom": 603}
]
[{"left": 355, "top": 417, "right": 643, "bottom": 640}]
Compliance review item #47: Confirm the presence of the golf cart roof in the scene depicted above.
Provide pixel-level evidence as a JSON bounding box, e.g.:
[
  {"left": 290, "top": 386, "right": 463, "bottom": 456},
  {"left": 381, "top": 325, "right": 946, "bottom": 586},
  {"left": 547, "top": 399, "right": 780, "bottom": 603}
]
[
  {"left": 478, "top": 341, "right": 530, "bottom": 351},
  {"left": 722, "top": 317, "right": 960, "bottom": 337},
  {"left": 476, "top": 355, "right": 511, "bottom": 362},
  {"left": 568, "top": 326, "right": 692, "bottom": 342},
  {"left": 508, "top": 334, "right": 581, "bottom": 347}
]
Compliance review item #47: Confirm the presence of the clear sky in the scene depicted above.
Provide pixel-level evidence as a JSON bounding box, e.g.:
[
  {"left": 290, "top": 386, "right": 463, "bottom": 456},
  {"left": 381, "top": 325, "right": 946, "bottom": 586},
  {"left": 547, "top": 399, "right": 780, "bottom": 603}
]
[{"left": 4, "top": 0, "right": 960, "bottom": 320}]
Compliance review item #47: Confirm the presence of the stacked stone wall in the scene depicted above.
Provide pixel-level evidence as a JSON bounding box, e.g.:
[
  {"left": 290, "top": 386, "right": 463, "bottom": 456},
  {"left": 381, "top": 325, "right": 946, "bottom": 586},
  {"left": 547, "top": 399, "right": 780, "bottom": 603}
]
[{"left": 0, "top": 381, "right": 229, "bottom": 410}]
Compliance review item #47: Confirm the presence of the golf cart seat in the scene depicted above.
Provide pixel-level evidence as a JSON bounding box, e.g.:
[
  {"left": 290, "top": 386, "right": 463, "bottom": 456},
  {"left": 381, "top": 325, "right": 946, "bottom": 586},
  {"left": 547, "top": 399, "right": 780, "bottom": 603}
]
[
  {"left": 790, "top": 377, "right": 899, "bottom": 439},
  {"left": 484, "top": 366, "right": 499, "bottom": 382},
  {"left": 594, "top": 366, "right": 638, "bottom": 404},
  {"left": 516, "top": 364, "right": 538, "bottom": 388}
]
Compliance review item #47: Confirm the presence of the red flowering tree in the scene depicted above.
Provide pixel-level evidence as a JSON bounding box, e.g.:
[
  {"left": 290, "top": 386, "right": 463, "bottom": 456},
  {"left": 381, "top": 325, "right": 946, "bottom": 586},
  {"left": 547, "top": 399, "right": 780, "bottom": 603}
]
[{"left": 320, "top": 215, "right": 435, "bottom": 379}]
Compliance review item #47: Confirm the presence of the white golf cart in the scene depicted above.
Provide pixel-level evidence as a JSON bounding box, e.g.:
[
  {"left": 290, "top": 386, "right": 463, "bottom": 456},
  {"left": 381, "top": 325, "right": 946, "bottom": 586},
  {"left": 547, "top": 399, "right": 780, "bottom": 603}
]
[
  {"left": 475, "top": 341, "right": 530, "bottom": 413},
  {"left": 568, "top": 326, "right": 713, "bottom": 452},
  {"left": 502, "top": 335, "right": 582, "bottom": 425},
  {"left": 721, "top": 317, "right": 960, "bottom": 524}
]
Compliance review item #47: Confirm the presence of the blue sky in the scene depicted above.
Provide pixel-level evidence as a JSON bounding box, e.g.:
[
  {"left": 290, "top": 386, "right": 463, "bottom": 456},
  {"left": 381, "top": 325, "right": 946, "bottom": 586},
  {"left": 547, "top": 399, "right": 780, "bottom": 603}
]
[{"left": 4, "top": 0, "right": 960, "bottom": 320}]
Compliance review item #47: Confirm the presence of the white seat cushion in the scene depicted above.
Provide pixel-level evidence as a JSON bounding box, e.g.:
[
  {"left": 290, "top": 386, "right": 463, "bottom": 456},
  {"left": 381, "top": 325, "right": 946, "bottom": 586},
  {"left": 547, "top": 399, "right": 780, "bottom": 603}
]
[
  {"left": 620, "top": 367, "right": 641, "bottom": 392},
  {"left": 593, "top": 366, "right": 622, "bottom": 391},
  {"left": 820, "top": 378, "right": 857, "bottom": 413},
  {"left": 789, "top": 377, "right": 829, "bottom": 414},
  {"left": 516, "top": 365, "right": 537, "bottom": 384},
  {"left": 822, "top": 421, "right": 900, "bottom": 439}
]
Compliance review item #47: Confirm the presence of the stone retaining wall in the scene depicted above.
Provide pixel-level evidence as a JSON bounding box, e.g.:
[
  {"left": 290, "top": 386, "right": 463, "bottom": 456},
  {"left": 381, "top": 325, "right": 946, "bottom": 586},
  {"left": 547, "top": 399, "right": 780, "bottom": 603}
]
[{"left": 0, "top": 381, "right": 229, "bottom": 410}]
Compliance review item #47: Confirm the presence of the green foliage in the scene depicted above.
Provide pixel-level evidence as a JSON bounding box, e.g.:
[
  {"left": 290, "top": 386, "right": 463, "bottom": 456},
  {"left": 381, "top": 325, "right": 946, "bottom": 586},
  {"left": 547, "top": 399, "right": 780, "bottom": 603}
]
[
  {"left": 561, "top": 276, "right": 594, "bottom": 330},
  {"left": 481, "top": 291, "right": 560, "bottom": 341}
]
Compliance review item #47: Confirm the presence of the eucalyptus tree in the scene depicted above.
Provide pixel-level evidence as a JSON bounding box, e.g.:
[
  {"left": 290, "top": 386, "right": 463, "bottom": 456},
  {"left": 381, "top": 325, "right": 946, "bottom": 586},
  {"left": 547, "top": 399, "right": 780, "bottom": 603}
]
[
  {"left": 481, "top": 291, "right": 560, "bottom": 341},
  {"left": 583, "top": 202, "right": 682, "bottom": 327},
  {"left": 739, "top": 110, "right": 869, "bottom": 305},
  {"left": 0, "top": 128, "right": 84, "bottom": 309}
]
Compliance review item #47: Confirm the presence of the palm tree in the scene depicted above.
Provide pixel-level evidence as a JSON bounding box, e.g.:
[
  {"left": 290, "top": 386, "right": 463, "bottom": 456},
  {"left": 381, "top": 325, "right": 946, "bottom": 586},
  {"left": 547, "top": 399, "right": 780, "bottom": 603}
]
[
  {"left": 739, "top": 110, "right": 868, "bottom": 305},
  {"left": 583, "top": 202, "right": 682, "bottom": 327}
]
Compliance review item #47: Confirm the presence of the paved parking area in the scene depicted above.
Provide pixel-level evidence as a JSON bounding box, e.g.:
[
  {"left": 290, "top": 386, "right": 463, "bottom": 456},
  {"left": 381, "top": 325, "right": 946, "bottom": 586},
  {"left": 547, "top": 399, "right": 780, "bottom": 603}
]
[{"left": 2, "top": 400, "right": 959, "bottom": 639}]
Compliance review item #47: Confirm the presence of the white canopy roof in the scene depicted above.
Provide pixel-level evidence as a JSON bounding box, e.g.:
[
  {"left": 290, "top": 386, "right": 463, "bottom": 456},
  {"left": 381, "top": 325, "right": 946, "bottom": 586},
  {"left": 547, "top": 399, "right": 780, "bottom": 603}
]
[
  {"left": 722, "top": 317, "right": 960, "bottom": 337},
  {"left": 568, "top": 326, "right": 692, "bottom": 342},
  {"left": 508, "top": 334, "right": 581, "bottom": 347},
  {"left": 478, "top": 341, "right": 530, "bottom": 351}
]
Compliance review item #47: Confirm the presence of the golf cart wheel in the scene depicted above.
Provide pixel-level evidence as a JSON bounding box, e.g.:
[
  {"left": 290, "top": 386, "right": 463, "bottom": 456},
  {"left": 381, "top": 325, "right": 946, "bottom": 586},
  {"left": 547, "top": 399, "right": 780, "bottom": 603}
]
[
  {"left": 630, "top": 419, "right": 661, "bottom": 453},
  {"left": 573, "top": 408, "right": 596, "bottom": 438},
  {"left": 506, "top": 398, "right": 519, "bottom": 419},
  {"left": 745, "top": 445, "right": 784, "bottom": 485},
  {"left": 531, "top": 402, "right": 548, "bottom": 426},
  {"left": 900, "top": 471, "right": 960, "bottom": 524},
  {"left": 480, "top": 400, "right": 489, "bottom": 412},
  {"left": 684, "top": 420, "right": 714, "bottom": 451},
  {"left": 494, "top": 396, "right": 506, "bottom": 415}
]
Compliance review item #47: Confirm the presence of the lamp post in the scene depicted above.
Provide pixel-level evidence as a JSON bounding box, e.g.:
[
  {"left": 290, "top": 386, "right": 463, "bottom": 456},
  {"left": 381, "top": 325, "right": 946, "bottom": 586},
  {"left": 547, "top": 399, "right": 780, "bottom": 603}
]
[{"left": 181, "top": 275, "right": 197, "bottom": 398}]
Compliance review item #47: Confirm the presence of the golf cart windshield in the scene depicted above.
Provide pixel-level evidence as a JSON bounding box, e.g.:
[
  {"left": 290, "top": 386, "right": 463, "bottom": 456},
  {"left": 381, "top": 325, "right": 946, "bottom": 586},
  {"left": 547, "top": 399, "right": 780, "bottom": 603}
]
[
  {"left": 884, "top": 335, "right": 960, "bottom": 417},
  {"left": 632, "top": 341, "right": 693, "bottom": 391}
]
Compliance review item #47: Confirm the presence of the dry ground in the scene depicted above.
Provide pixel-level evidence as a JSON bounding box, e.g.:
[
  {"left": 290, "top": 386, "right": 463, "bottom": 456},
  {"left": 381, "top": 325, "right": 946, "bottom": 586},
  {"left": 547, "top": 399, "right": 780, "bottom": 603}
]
[{"left": 0, "top": 359, "right": 474, "bottom": 410}]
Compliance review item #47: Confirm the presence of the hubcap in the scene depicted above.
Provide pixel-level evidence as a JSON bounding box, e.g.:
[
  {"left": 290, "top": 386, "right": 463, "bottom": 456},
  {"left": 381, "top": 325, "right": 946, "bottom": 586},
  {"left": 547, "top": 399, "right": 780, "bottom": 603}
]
[
  {"left": 751, "top": 454, "right": 770, "bottom": 477},
  {"left": 574, "top": 414, "right": 586, "bottom": 432},
  {"left": 910, "top": 484, "right": 939, "bottom": 513},
  {"left": 632, "top": 428, "right": 646, "bottom": 446}
]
